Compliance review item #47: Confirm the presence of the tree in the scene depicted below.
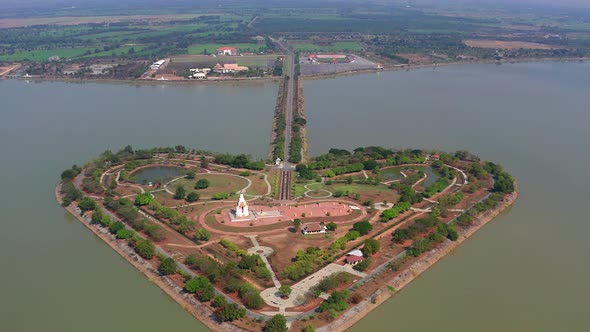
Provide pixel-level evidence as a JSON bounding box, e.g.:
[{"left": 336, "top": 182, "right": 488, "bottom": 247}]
[
  {"left": 238, "top": 255, "right": 260, "bottom": 270},
  {"left": 159, "top": 257, "right": 177, "bottom": 275},
  {"left": 185, "top": 275, "right": 211, "bottom": 293},
  {"left": 78, "top": 197, "right": 97, "bottom": 212},
  {"left": 326, "top": 222, "right": 337, "bottom": 231},
  {"left": 174, "top": 185, "right": 186, "bottom": 200},
  {"left": 186, "top": 191, "right": 200, "bottom": 202},
  {"left": 134, "top": 239, "right": 155, "bottom": 259},
  {"left": 186, "top": 170, "right": 196, "bottom": 179},
  {"left": 90, "top": 209, "right": 108, "bottom": 224},
  {"left": 194, "top": 228, "right": 211, "bottom": 241},
  {"left": 215, "top": 302, "right": 246, "bottom": 322},
  {"left": 362, "top": 238, "right": 381, "bottom": 256},
  {"left": 353, "top": 258, "right": 371, "bottom": 272},
  {"left": 278, "top": 285, "right": 292, "bottom": 298},
  {"left": 211, "top": 294, "right": 226, "bottom": 308},
  {"left": 263, "top": 314, "right": 287, "bottom": 332},
  {"left": 135, "top": 192, "right": 154, "bottom": 206},
  {"left": 194, "top": 179, "right": 210, "bottom": 189},
  {"left": 109, "top": 221, "right": 125, "bottom": 234},
  {"left": 293, "top": 218, "right": 301, "bottom": 230},
  {"left": 60, "top": 168, "right": 78, "bottom": 180},
  {"left": 200, "top": 158, "right": 209, "bottom": 169},
  {"left": 353, "top": 220, "right": 373, "bottom": 236},
  {"left": 304, "top": 324, "right": 316, "bottom": 332}
]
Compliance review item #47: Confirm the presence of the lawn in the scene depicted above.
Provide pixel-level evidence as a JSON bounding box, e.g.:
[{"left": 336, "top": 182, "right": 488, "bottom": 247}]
[
  {"left": 170, "top": 173, "right": 249, "bottom": 198},
  {"left": 0, "top": 47, "right": 96, "bottom": 61},
  {"left": 188, "top": 43, "right": 266, "bottom": 55},
  {"left": 292, "top": 41, "right": 363, "bottom": 52},
  {"left": 327, "top": 182, "right": 399, "bottom": 204}
]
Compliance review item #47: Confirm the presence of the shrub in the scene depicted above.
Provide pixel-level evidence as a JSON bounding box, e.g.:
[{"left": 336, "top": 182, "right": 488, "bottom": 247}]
[
  {"left": 215, "top": 302, "right": 246, "bottom": 322},
  {"left": 159, "top": 257, "right": 177, "bottom": 275},
  {"left": 116, "top": 228, "right": 134, "bottom": 239},
  {"left": 134, "top": 239, "right": 155, "bottom": 259},
  {"left": 263, "top": 314, "right": 287, "bottom": 332},
  {"left": 213, "top": 192, "right": 230, "bottom": 200},
  {"left": 362, "top": 238, "right": 381, "bottom": 256},
  {"left": 352, "top": 220, "right": 373, "bottom": 235},
  {"left": 353, "top": 258, "right": 371, "bottom": 272},
  {"left": 194, "top": 178, "right": 210, "bottom": 189},
  {"left": 211, "top": 295, "right": 226, "bottom": 308},
  {"left": 135, "top": 192, "right": 154, "bottom": 206},
  {"left": 194, "top": 228, "right": 211, "bottom": 241},
  {"left": 109, "top": 221, "right": 125, "bottom": 234},
  {"left": 186, "top": 192, "right": 200, "bottom": 202}
]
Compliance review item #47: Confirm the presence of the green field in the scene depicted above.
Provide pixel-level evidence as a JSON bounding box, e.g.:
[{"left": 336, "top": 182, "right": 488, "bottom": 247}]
[
  {"left": 292, "top": 42, "right": 363, "bottom": 52},
  {"left": 170, "top": 174, "right": 249, "bottom": 198},
  {"left": 188, "top": 43, "right": 266, "bottom": 55},
  {"left": 0, "top": 48, "right": 96, "bottom": 61}
]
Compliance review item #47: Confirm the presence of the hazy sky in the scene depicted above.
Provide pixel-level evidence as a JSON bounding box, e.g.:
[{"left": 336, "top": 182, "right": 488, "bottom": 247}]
[{"left": 0, "top": 0, "right": 589, "bottom": 11}]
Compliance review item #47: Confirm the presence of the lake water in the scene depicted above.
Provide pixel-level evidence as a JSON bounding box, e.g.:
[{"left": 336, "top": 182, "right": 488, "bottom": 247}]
[
  {"left": 0, "top": 79, "right": 276, "bottom": 332},
  {"left": 305, "top": 61, "right": 590, "bottom": 331},
  {"left": 1, "top": 61, "right": 589, "bottom": 332}
]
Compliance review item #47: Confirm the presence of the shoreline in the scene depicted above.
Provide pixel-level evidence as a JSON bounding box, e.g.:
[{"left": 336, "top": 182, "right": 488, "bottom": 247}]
[
  {"left": 57, "top": 168, "right": 517, "bottom": 331},
  {"left": 54, "top": 183, "right": 246, "bottom": 332},
  {"left": 301, "top": 56, "right": 590, "bottom": 81},
  {"left": 4, "top": 56, "right": 587, "bottom": 85},
  {"left": 317, "top": 188, "right": 519, "bottom": 332}
]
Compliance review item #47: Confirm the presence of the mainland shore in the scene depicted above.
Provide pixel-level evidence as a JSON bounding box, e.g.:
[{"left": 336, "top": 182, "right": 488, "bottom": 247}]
[{"left": 5, "top": 56, "right": 588, "bottom": 86}]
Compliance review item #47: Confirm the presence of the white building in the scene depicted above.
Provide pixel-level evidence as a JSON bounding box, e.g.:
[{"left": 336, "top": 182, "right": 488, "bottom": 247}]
[
  {"left": 236, "top": 194, "right": 249, "bottom": 218},
  {"left": 150, "top": 59, "right": 166, "bottom": 70},
  {"left": 217, "top": 47, "right": 238, "bottom": 56}
]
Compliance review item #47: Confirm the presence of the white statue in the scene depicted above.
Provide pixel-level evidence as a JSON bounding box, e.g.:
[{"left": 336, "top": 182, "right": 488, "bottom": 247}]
[
  {"left": 275, "top": 157, "right": 281, "bottom": 165},
  {"left": 236, "top": 193, "right": 249, "bottom": 217}
]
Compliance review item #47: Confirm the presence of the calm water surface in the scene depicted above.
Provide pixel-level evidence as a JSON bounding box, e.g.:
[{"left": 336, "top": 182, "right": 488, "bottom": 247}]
[
  {"left": 0, "top": 80, "right": 276, "bottom": 332},
  {"left": 305, "top": 62, "right": 590, "bottom": 331},
  {"left": 2, "top": 61, "right": 590, "bottom": 332}
]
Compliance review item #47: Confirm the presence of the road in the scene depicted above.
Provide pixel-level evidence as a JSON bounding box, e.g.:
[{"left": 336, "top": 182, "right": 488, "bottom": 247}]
[{"left": 272, "top": 37, "right": 296, "bottom": 201}]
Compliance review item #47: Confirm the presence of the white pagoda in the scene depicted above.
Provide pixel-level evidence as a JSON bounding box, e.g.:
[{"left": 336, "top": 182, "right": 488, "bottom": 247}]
[{"left": 236, "top": 193, "right": 249, "bottom": 218}]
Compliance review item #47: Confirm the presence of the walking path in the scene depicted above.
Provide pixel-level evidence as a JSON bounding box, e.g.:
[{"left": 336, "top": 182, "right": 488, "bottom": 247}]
[{"left": 247, "top": 236, "right": 281, "bottom": 288}]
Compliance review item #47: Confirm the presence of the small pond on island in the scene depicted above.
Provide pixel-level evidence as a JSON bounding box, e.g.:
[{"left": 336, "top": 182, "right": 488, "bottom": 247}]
[
  {"left": 131, "top": 166, "right": 184, "bottom": 185},
  {"left": 381, "top": 166, "right": 440, "bottom": 187}
]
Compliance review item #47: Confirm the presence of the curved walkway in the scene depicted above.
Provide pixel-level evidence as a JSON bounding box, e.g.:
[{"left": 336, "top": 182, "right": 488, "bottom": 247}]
[{"left": 303, "top": 182, "right": 332, "bottom": 198}]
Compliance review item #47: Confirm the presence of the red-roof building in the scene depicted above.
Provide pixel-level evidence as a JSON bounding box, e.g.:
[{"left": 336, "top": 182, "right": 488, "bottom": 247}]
[
  {"left": 346, "top": 255, "right": 364, "bottom": 265},
  {"left": 302, "top": 223, "right": 328, "bottom": 235},
  {"left": 217, "top": 47, "right": 238, "bottom": 56}
]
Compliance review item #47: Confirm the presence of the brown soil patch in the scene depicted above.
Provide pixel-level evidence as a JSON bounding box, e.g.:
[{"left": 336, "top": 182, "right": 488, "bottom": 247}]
[
  {"left": 398, "top": 53, "right": 435, "bottom": 65},
  {"left": 0, "top": 14, "right": 204, "bottom": 28},
  {"left": 464, "top": 39, "right": 560, "bottom": 50}
]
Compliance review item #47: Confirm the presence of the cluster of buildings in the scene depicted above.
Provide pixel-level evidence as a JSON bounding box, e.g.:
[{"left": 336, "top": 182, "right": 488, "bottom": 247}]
[
  {"left": 212, "top": 63, "right": 249, "bottom": 74},
  {"left": 189, "top": 68, "right": 211, "bottom": 79}
]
